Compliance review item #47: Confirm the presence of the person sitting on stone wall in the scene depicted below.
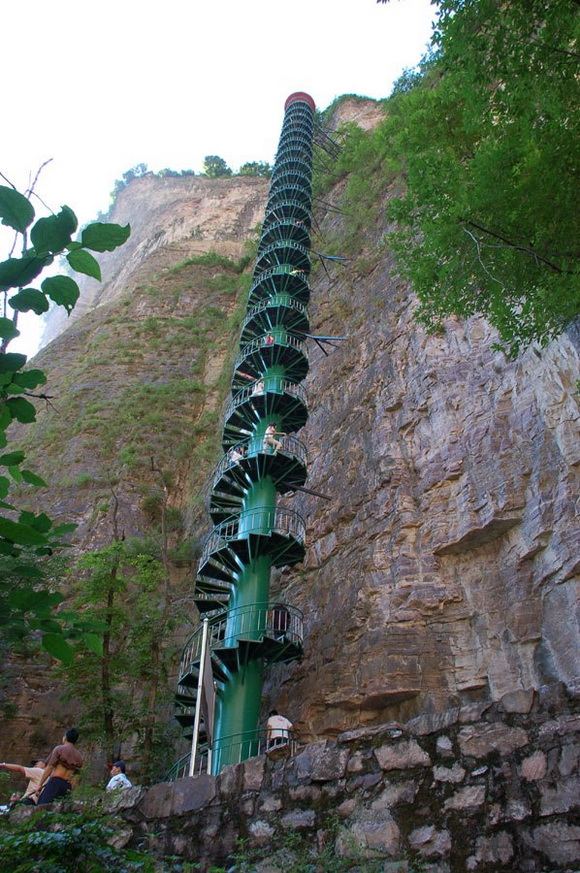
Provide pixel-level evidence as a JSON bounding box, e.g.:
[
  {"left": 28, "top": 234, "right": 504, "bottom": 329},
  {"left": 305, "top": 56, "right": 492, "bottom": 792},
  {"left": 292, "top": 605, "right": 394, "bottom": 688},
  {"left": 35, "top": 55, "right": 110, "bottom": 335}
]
[{"left": 105, "top": 760, "right": 132, "bottom": 791}]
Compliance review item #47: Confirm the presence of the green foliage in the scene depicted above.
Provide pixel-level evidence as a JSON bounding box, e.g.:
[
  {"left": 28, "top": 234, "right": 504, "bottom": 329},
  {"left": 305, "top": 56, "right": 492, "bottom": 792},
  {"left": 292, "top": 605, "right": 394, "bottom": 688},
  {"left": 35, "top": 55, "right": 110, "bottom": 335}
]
[
  {"left": 202, "top": 155, "right": 232, "bottom": 178},
  {"left": 156, "top": 168, "right": 196, "bottom": 179},
  {"left": 0, "top": 810, "right": 156, "bottom": 872},
  {"left": 384, "top": 0, "right": 580, "bottom": 355},
  {"left": 60, "top": 540, "right": 184, "bottom": 775},
  {"left": 390, "top": 64, "right": 425, "bottom": 96},
  {"left": 168, "top": 251, "right": 246, "bottom": 274},
  {"left": 110, "top": 163, "right": 150, "bottom": 201},
  {"left": 0, "top": 551, "right": 106, "bottom": 666},
  {"left": 238, "top": 161, "right": 271, "bottom": 178},
  {"left": 0, "top": 181, "right": 130, "bottom": 662}
]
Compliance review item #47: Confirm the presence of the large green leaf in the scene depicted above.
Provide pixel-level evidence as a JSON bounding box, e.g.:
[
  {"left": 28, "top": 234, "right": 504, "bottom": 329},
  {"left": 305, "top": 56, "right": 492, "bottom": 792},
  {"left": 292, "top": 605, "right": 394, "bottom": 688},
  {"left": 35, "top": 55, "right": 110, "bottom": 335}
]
[
  {"left": 6, "top": 397, "right": 36, "bottom": 423},
  {"left": 83, "top": 633, "right": 104, "bottom": 655},
  {"left": 29, "top": 590, "right": 63, "bottom": 611},
  {"left": 21, "top": 469, "right": 48, "bottom": 487},
  {"left": 9, "top": 288, "right": 49, "bottom": 314},
  {"left": 81, "top": 222, "right": 130, "bottom": 252},
  {"left": 0, "top": 252, "right": 52, "bottom": 292},
  {"left": 0, "top": 317, "right": 19, "bottom": 341},
  {"left": 30, "top": 206, "right": 78, "bottom": 254},
  {"left": 11, "top": 369, "right": 46, "bottom": 390},
  {"left": 66, "top": 248, "right": 101, "bottom": 281},
  {"left": 0, "top": 517, "right": 48, "bottom": 545},
  {"left": 19, "top": 510, "right": 52, "bottom": 532},
  {"left": 8, "top": 465, "right": 22, "bottom": 483},
  {"left": 10, "top": 564, "right": 44, "bottom": 579},
  {"left": 0, "top": 352, "right": 26, "bottom": 373},
  {"left": 0, "top": 186, "right": 35, "bottom": 233},
  {"left": 41, "top": 633, "right": 74, "bottom": 665},
  {"left": 0, "top": 450, "right": 25, "bottom": 466},
  {"left": 52, "top": 523, "right": 77, "bottom": 536},
  {"left": 6, "top": 588, "right": 59, "bottom": 610},
  {"left": 3, "top": 383, "right": 26, "bottom": 396},
  {"left": 41, "top": 275, "right": 79, "bottom": 314},
  {"left": 0, "top": 540, "right": 20, "bottom": 556}
]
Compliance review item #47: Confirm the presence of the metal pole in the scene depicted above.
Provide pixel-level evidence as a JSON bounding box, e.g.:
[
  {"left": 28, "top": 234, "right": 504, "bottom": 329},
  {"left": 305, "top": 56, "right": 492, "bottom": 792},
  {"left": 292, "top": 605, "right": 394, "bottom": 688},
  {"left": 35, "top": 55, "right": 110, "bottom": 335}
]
[{"left": 189, "top": 617, "right": 209, "bottom": 778}]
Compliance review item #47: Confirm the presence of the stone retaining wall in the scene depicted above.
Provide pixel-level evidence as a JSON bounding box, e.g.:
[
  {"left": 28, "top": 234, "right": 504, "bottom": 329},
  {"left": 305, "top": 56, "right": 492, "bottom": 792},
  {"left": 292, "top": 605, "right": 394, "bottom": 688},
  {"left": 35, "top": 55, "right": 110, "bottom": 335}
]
[{"left": 20, "top": 683, "right": 580, "bottom": 872}]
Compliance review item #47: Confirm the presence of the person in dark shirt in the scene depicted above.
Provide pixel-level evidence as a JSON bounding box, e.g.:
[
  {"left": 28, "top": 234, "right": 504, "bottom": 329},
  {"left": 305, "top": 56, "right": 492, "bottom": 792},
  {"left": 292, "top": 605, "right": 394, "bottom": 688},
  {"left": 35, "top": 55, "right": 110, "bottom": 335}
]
[{"left": 37, "top": 728, "right": 83, "bottom": 805}]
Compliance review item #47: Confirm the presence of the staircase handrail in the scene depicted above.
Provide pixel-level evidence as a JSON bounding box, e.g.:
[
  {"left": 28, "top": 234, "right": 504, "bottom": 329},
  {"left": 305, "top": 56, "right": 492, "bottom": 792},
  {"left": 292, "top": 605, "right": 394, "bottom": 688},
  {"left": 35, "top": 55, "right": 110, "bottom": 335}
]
[
  {"left": 225, "top": 378, "right": 307, "bottom": 421},
  {"left": 199, "top": 505, "right": 306, "bottom": 568},
  {"left": 179, "top": 600, "right": 304, "bottom": 678},
  {"left": 211, "top": 434, "right": 307, "bottom": 489}
]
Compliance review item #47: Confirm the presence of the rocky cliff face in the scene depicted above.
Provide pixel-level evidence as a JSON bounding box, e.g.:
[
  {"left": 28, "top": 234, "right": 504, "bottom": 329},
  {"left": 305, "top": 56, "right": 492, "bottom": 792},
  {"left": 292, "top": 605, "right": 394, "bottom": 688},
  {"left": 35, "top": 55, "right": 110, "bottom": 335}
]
[
  {"left": 271, "top": 239, "right": 579, "bottom": 736},
  {"left": 2, "top": 98, "right": 578, "bottom": 773},
  {"left": 261, "top": 100, "right": 580, "bottom": 738},
  {"left": 41, "top": 173, "right": 267, "bottom": 345}
]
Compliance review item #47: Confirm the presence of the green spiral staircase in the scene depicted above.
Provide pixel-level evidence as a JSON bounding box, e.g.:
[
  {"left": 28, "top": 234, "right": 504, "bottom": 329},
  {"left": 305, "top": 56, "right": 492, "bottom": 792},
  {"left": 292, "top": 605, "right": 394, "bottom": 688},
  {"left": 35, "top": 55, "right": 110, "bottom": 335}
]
[{"left": 175, "top": 93, "right": 317, "bottom": 774}]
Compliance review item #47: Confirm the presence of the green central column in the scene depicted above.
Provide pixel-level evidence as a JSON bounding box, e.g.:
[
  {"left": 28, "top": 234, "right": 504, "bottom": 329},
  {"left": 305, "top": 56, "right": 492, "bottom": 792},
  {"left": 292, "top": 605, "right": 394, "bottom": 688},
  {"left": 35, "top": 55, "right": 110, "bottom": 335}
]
[
  {"left": 213, "top": 477, "right": 276, "bottom": 769},
  {"left": 213, "top": 658, "right": 264, "bottom": 769}
]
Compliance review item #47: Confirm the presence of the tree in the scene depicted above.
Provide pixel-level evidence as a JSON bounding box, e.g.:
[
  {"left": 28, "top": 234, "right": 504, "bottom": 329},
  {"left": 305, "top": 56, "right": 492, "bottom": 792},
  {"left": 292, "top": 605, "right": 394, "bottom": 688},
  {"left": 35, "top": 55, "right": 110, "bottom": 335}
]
[
  {"left": 384, "top": 0, "right": 580, "bottom": 355},
  {"left": 61, "top": 542, "right": 175, "bottom": 765},
  {"left": 0, "top": 178, "right": 130, "bottom": 663},
  {"left": 202, "top": 155, "right": 232, "bottom": 178},
  {"left": 110, "top": 163, "right": 149, "bottom": 199},
  {"left": 238, "top": 161, "right": 272, "bottom": 178},
  {"left": 61, "top": 465, "right": 185, "bottom": 777}
]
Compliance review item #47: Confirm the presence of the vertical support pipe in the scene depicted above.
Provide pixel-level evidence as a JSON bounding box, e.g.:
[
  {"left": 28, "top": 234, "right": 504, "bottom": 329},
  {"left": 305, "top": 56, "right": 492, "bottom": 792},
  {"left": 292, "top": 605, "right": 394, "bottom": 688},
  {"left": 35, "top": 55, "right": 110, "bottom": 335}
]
[{"left": 189, "top": 618, "right": 210, "bottom": 777}]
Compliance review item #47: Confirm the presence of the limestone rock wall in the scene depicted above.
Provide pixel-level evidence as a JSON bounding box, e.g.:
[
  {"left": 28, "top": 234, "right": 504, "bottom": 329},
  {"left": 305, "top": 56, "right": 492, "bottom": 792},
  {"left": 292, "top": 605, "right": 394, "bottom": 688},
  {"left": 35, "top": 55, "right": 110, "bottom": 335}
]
[
  {"left": 41, "top": 173, "right": 268, "bottom": 345},
  {"left": 264, "top": 163, "right": 580, "bottom": 737}
]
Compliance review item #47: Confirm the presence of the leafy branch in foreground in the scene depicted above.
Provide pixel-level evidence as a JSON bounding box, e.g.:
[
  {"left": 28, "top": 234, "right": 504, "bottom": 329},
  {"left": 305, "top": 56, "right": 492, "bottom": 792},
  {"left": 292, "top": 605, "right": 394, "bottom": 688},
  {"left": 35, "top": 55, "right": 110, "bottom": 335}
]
[
  {"left": 0, "top": 180, "right": 130, "bottom": 664},
  {"left": 0, "top": 810, "right": 156, "bottom": 873}
]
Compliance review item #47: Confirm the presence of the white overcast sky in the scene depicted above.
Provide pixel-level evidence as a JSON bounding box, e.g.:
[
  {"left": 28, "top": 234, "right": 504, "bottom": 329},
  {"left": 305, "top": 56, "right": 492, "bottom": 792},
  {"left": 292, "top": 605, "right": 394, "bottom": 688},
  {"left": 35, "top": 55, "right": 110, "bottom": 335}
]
[{"left": 3, "top": 0, "right": 435, "bottom": 226}]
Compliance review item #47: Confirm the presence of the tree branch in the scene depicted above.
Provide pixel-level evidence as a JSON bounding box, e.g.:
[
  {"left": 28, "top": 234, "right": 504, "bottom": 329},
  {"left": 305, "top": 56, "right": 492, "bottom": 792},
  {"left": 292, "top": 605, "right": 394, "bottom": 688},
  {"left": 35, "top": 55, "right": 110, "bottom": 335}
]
[{"left": 460, "top": 219, "right": 568, "bottom": 274}]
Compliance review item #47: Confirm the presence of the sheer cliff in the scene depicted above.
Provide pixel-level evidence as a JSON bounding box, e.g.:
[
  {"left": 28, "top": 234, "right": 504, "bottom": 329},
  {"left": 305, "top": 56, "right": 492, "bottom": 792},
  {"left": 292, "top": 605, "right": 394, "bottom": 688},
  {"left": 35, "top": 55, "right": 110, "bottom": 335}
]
[{"left": 3, "top": 98, "right": 579, "bottom": 766}]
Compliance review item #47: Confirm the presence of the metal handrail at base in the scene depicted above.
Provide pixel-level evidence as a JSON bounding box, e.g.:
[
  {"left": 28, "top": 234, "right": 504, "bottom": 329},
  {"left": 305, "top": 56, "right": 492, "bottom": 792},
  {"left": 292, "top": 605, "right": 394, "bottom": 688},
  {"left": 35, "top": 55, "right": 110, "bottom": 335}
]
[{"left": 165, "top": 729, "right": 299, "bottom": 781}]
